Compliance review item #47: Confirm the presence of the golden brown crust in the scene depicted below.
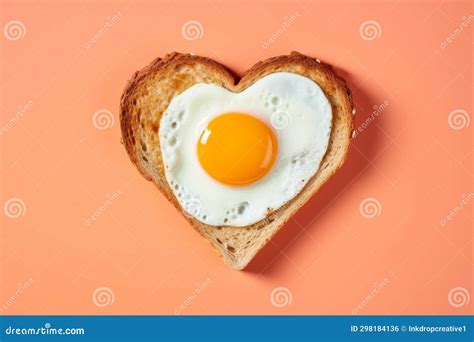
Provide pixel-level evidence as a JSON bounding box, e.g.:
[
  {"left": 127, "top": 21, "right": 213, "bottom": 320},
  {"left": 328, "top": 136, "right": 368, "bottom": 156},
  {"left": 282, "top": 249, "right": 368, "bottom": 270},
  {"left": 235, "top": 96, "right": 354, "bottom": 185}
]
[{"left": 120, "top": 51, "right": 354, "bottom": 269}]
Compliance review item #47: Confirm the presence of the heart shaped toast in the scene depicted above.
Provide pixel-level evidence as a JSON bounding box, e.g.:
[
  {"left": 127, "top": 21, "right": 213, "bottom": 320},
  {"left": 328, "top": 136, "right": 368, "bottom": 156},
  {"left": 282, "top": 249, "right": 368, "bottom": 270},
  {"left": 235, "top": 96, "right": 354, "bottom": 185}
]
[{"left": 120, "top": 52, "right": 354, "bottom": 270}]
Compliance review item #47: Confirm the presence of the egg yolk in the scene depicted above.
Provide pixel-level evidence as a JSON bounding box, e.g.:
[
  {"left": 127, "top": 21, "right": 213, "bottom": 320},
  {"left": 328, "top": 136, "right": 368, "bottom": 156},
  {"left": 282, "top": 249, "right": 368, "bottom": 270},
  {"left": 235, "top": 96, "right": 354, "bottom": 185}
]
[{"left": 197, "top": 113, "right": 278, "bottom": 186}]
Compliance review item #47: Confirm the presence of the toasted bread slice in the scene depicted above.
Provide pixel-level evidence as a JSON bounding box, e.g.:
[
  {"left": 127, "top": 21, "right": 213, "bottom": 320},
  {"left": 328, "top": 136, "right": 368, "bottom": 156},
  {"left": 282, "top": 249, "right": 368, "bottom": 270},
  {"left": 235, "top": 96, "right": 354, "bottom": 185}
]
[{"left": 120, "top": 52, "right": 354, "bottom": 270}]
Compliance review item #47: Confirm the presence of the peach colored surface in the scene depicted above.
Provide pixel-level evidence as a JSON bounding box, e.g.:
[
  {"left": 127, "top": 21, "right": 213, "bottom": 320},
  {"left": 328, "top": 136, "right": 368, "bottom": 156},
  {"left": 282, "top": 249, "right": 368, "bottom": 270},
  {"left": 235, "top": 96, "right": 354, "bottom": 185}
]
[{"left": 1, "top": 0, "right": 472, "bottom": 315}]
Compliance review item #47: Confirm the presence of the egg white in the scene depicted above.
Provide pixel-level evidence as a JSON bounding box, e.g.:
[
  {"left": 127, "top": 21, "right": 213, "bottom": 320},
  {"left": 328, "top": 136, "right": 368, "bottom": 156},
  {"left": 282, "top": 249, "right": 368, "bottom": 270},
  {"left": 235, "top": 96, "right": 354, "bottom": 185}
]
[{"left": 159, "top": 72, "right": 332, "bottom": 227}]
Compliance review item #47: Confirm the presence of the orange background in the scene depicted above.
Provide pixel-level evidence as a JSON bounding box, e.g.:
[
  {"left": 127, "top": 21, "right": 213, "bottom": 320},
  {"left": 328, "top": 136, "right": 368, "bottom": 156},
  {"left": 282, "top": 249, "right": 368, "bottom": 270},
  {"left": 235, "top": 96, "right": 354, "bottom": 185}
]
[{"left": 1, "top": 0, "right": 472, "bottom": 315}]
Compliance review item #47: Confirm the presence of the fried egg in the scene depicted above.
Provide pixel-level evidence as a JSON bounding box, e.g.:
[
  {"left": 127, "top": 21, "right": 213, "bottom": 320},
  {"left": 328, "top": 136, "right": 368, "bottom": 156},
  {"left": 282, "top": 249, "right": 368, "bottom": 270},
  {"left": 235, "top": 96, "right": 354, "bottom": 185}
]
[{"left": 159, "top": 72, "right": 332, "bottom": 226}]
